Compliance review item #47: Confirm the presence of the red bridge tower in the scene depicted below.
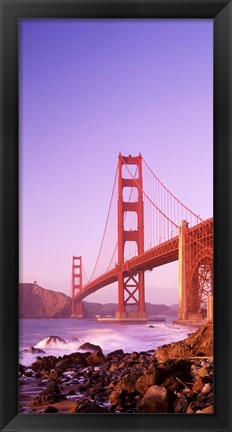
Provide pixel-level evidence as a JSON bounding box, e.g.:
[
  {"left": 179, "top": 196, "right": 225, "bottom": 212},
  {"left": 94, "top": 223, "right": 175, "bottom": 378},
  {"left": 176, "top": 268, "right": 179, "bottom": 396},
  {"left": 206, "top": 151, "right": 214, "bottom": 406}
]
[
  {"left": 116, "top": 154, "right": 148, "bottom": 320},
  {"left": 71, "top": 255, "right": 83, "bottom": 318}
]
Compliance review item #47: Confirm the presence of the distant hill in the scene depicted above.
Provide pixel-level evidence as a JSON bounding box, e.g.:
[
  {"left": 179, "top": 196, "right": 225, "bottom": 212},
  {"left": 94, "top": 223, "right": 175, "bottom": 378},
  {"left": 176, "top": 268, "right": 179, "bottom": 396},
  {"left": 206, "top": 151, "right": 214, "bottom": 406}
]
[
  {"left": 19, "top": 283, "right": 178, "bottom": 319},
  {"left": 169, "top": 303, "right": 178, "bottom": 312}
]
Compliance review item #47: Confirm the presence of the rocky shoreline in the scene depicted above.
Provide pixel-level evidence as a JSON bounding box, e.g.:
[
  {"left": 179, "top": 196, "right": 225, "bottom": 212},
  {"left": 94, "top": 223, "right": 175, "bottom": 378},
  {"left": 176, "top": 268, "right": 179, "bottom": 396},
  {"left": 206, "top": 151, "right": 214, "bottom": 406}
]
[{"left": 19, "top": 321, "right": 213, "bottom": 414}]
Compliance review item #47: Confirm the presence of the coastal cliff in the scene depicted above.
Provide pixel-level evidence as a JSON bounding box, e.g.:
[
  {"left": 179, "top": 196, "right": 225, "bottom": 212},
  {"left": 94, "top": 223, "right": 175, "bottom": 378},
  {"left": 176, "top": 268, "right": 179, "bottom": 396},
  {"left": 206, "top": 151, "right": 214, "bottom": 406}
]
[{"left": 19, "top": 284, "right": 71, "bottom": 318}]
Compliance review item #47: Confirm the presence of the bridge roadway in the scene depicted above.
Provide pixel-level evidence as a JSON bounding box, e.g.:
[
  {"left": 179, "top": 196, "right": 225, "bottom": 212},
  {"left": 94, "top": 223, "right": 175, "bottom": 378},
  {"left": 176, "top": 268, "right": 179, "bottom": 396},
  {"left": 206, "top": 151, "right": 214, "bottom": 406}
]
[
  {"left": 75, "top": 217, "right": 213, "bottom": 302},
  {"left": 75, "top": 235, "right": 179, "bottom": 302}
]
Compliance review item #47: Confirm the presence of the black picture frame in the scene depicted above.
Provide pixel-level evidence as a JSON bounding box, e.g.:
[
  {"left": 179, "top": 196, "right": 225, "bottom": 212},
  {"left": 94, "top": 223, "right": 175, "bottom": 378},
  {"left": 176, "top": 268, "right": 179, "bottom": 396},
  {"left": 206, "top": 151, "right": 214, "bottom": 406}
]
[{"left": 0, "top": 0, "right": 231, "bottom": 431}]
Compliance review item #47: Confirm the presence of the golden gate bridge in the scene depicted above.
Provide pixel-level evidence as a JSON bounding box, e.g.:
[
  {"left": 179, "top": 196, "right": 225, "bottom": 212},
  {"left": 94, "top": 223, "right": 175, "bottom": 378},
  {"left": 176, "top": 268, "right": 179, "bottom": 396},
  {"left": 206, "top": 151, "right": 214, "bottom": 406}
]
[{"left": 71, "top": 153, "right": 213, "bottom": 325}]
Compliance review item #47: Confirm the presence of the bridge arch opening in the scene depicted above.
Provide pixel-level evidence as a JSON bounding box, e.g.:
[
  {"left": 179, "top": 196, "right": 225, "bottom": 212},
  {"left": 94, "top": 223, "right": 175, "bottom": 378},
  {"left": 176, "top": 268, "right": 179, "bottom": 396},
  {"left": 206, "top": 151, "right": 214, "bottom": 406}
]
[
  {"left": 145, "top": 261, "right": 178, "bottom": 306},
  {"left": 189, "top": 255, "right": 213, "bottom": 317}
]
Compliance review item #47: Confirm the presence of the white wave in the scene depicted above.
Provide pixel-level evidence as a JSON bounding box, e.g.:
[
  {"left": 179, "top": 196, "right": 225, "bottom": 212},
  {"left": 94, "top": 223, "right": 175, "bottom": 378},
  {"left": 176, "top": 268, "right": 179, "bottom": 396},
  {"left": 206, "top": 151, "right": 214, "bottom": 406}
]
[
  {"left": 35, "top": 335, "right": 68, "bottom": 349},
  {"left": 19, "top": 320, "right": 195, "bottom": 367}
]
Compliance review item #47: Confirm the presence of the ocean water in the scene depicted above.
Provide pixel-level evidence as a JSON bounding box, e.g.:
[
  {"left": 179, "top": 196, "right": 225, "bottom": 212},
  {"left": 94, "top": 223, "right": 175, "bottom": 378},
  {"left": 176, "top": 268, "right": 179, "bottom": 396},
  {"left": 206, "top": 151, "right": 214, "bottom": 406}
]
[{"left": 19, "top": 318, "right": 195, "bottom": 367}]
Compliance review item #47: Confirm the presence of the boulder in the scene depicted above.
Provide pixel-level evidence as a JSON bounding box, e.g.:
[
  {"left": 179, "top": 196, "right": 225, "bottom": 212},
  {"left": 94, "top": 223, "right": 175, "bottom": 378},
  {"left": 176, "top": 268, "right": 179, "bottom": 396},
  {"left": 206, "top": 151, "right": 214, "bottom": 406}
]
[
  {"left": 201, "top": 383, "right": 212, "bottom": 394},
  {"left": 106, "top": 349, "right": 124, "bottom": 358},
  {"left": 109, "top": 371, "right": 142, "bottom": 405},
  {"left": 31, "top": 356, "right": 58, "bottom": 372},
  {"left": 196, "top": 405, "right": 214, "bottom": 414},
  {"left": 54, "top": 353, "right": 88, "bottom": 372},
  {"left": 137, "top": 385, "right": 168, "bottom": 413},
  {"left": 44, "top": 405, "right": 59, "bottom": 413},
  {"left": 154, "top": 321, "right": 213, "bottom": 362},
  {"left": 68, "top": 400, "right": 108, "bottom": 413},
  {"left": 186, "top": 394, "right": 213, "bottom": 414},
  {"left": 21, "top": 346, "right": 45, "bottom": 354},
  {"left": 154, "top": 359, "right": 192, "bottom": 385},
  {"left": 109, "top": 363, "right": 119, "bottom": 373},
  {"left": 135, "top": 373, "right": 154, "bottom": 395},
  {"left": 48, "top": 369, "right": 60, "bottom": 381},
  {"left": 173, "top": 394, "right": 189, "bottom": 413},
  {"left": 29, "top": 382, "right": 64, "bottom": 406},
  {"left": 19, "top": 364, "right": 26, "bottom": 377},
  {"left": 79, "top": 342, "right": 102, "bottom": 352},
  {"left": 86, "top": 350, "right": 105, "bottom": 366},
  {"left": 192, "top": 377, "right": 205, "bottom": 393}
]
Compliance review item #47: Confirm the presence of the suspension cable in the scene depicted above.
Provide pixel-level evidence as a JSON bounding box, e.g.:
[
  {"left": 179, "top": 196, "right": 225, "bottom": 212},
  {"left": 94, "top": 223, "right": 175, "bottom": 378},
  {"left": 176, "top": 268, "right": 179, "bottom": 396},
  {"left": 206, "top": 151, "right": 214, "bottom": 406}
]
[
  {"left": 142, "top": 156, "right": 203, "bottom": 222},
  {"left": 106, "top": 165, "right": 139, "bottom": 270},
  {"left": 82, "top": 262, "right": 90, "bottom": 284},
  {"left": 121, "top": 156, "right": 179, "bottom": 229},
  {"left": 89, "top": 162, "right": 119, "bottom": 281}
]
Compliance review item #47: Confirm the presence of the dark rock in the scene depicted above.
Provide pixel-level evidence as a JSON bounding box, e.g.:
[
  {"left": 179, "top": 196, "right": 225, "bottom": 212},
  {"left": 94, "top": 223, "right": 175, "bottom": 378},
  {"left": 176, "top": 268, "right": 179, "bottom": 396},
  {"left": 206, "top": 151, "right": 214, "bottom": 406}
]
[
  {"left": 192, "top": 377, "right": 205, "bottom": 393},
  {"left": 109, "top": 363, "right": 119, "bottom": 373},
  {"left": 19, "top": 364, "right": 26, "bottom": 377},
  {"left": 29, "top": 382, "right": 64, "bottom": 406},
  {"left": 107, "top": 349, "right": 124, "bottom": 358},
  {"left": 186, "top": 392, "right": 213, "bottom": 414},
  {"left": 24, "top": 370, "right": 33, "bottom": 377},
  {"left": 154, "top": 359, "right": 192, "bottom": 385},
  {"left": 173, "top": 394, "right": 189, "bottom": 413},
  {"left": 154, "top": 321, "right": 213, "bottom": 362},
  {"left": 135, "top": 372, "right": 154, "bottom": 394},
  {"left": 196, "top": 405, "right": 214, "bottom": 414},
  {"left": 149, "top": 325, "right": 154, "bottom": 328},
  {"left": 21, "top": 346, "right": 45, "bottom": 354},
  {"left": 102, "top": 361, "right": 111, "bottom": 370},
  {"left": 79, "top": 342, "right": 102, "bottom": 352},
  {"left": 130, "top": 352, "right": 139, "bottom": 360},
  {"left": 86, "top": 350, "right": 105, "bottom": 366},
  {"left": 186, "top": 402, "right": 197, "bottom": 413},
  {"left": 70, "top": 352, "right": 90, "bottom": 362},
  {"left": 196, "top": 391, "right": 213, "bottom": 406},
  {"left": 41, "top": 336, "right": 67, "bottom": 348},
  {"left": 54, "top": 353, "right": 88, "bottom": 372},
  {"left": 31, "top": 356, "right": 58, "bottom": 372},
  {"left": 68, "top": 400, "right": 108, "bottom": 413},
  {"left": 44, "top": 405, "right": 59, "bottom": 413},
  {"left": 48, "top": 369, "right": 60, "bottom": 381},
  {"left": 89, "top": 382, "right": 105, "bottom": 396},
  {"left": 161, "top": 376, "right": 179, "bottom": 393},
  {"left": 201, "top": 383, "right": 212, "bottom": 394},
  {"left": 137, "top": 385, "right": 169, "bottom": 413},
  {"left": 109, "top": 371, "right": 142, "bottom": 405}
]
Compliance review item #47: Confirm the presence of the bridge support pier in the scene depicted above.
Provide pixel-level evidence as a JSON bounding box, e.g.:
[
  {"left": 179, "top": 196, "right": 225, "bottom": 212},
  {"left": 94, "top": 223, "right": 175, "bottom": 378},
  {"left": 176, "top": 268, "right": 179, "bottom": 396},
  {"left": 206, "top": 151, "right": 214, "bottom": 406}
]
[
  {"left": 71, "top": 256, "right": 84, "bottom": 318},
  {"left": 178, "top": 220, "right": 188, "bottom": 321},
  {"left": 176, "top": 220, "right": 213, "bottom": 326},
  {"left": 116, "top": 270, "right": 147, "bottom": 320}
]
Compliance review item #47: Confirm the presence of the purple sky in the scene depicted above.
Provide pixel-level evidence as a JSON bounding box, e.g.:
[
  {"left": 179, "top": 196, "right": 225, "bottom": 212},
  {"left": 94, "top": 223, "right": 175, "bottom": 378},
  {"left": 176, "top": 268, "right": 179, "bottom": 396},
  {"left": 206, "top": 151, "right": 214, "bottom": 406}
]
[{"left": 19, "top": 19, "right": 213, "bottom": 305}]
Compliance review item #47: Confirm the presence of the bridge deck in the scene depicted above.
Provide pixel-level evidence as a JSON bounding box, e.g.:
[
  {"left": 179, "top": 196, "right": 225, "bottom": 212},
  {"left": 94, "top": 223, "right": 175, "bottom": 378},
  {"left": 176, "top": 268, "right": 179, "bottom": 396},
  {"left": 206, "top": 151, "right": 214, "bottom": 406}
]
[
  {"left": 75, "top": 218, "right": 213, "bottom": 302},
  {"left": 76, "top": 236, "right": 179, "bottom": 301}
]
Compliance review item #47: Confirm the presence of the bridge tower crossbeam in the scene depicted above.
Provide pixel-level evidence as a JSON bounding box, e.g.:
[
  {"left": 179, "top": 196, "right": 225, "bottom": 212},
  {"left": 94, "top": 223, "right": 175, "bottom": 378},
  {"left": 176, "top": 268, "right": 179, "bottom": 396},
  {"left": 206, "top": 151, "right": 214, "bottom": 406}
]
[{"left": 116, "top": 153, "right": 148, "bottom": 320}]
